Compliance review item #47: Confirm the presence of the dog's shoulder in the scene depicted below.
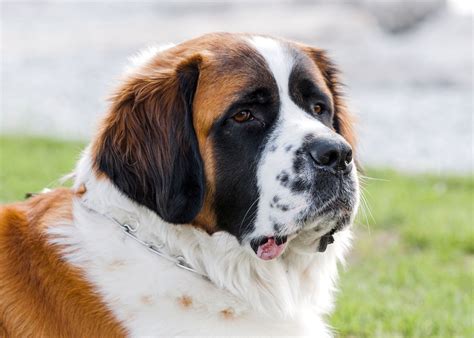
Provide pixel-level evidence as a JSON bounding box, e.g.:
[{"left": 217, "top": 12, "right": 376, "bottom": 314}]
[{"left": 0, "top": 188, "right": 127, "bottom": 337}]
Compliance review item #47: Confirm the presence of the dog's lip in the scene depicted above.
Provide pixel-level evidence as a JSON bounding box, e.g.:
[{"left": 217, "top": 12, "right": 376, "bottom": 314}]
[{"left": 250, "top": 235, "right": 288, "bottom": 260}]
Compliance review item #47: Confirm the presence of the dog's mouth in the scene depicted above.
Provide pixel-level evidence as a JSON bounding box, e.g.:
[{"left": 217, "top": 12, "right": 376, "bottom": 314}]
[
  {"left": 250, "top": 235, "right": 288, "bottom": 260},
  {"left": 249, "top": 228, "right": 339, "bottom": 260}
]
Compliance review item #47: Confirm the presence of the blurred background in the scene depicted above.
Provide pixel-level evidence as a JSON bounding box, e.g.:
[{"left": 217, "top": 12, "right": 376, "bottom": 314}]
[
  {"left": 1, "top": 1, "right": 473, "bottom": 337},
  {"left": 1, "top": 0, "right": 473, "bottom": 173}
]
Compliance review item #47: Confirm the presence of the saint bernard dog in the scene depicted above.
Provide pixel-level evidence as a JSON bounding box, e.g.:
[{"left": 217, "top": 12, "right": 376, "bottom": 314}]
[{"left": 0, "top": 33, "right": 359, "bottom": 337}]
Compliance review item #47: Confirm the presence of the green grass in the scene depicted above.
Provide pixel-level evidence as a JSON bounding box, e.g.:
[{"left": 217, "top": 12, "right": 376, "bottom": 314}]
[
  {"left": 1, "top": 135, "right": 473, "bottom": 337},
  {"left": 332, "top": 171, "right": 474, "bottom": 337},
  {"left": 0, "top": 136, "right": 85, "bottom": 201}
]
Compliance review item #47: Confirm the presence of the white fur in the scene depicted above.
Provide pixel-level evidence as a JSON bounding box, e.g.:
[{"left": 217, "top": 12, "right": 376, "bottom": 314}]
[
  {"left": 48, "top": 150, "right": 349, "bottom": 337},
  {"left": 47, "top": 37, "right": 358, "bottom": 337}
]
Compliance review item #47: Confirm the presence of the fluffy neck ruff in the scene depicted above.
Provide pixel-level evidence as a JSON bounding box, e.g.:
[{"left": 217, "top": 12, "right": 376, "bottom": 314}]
[{"left": 69, "top": 148, "right": 352, "bottom": 319}]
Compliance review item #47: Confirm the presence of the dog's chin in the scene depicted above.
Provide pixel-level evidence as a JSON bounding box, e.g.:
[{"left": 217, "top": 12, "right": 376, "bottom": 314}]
[
  {"left": 248, "top": 224, "right": 343, "bottom": 260},
  {"left": 247, "top": 185, "right": 357, "bottom": 261},
  {"left": 286, "top": 229, "right": 333, "bottom": 255},
  {"left": 248, "top": 211, "right": 351, "bottom": 260},
  {"left": 284, "top": 198, "right": 356, "bottom": 256}
]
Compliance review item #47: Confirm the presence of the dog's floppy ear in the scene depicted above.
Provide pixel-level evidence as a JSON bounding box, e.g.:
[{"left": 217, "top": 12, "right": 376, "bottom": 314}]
[{"left": 92, "top": 52, "right": 204, "bottom": 224}]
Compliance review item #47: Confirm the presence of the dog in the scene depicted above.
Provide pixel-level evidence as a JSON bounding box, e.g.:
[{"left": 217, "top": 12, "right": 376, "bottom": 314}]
[{"left": 0, "top": 33, "right": 359, "bottom": 337}]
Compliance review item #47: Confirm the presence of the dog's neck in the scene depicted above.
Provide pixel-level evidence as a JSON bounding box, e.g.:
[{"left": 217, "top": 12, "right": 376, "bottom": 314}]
[{"left": 70, "top": 148, "right": 350, "bottom": 318}]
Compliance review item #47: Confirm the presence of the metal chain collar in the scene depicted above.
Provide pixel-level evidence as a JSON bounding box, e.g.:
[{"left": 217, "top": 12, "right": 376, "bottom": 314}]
[{"left": 79, "top": 200, "right": 210, "bottom": 281}]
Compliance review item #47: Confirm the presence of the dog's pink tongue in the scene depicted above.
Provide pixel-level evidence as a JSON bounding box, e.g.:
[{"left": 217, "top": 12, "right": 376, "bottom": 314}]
[{"left": 257, "top": 237, "right": 286, "bottom": 260}]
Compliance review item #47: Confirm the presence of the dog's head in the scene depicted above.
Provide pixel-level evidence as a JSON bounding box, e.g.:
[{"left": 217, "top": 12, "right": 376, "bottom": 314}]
[{"left": 92, "top": 33, "right": 359, "bottom": 260}]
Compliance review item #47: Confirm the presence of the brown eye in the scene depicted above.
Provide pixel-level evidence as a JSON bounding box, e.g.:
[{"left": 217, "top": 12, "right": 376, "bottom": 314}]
[
  {"left": 232, "top": 110, "right": 254, "bottom": 123},
  {"left": 313, "top": 104, "right": 324, "bottom": 115}
]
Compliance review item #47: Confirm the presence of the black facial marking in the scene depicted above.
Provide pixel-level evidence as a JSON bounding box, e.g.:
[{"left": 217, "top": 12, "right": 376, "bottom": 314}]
[
  {"left": 291, "top": 146, "right": 308, "bottom": 174},
  {"left": 211, "top": 46, "right": 281, "bottom": 241},
  {"left": 293, "top": 155, "right": 305, "bottom": 174},
  {"left": 276, "top": 171, "right": 289, "bottom": 186},
  {"left": 277, "top": 204, "right": 289, "bottom": 212},
  {"left": 285, "top": 145, "right": 293, "bottom": 152},
  {"left": 288, "top": 56, "right": 334, "bottom": 127},
  {"left": 273, "top": 222, "right": 283, "bottom": 233},
  {"left": 291, "top": 177, "right": 311, "bottom": 193}
]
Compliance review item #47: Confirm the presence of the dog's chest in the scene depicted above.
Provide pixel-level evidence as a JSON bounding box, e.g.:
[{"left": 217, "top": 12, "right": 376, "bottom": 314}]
[
  {"left": 91, "top": 264, "right": 318, "bottom": 337},
  {"left": 52, "top": 211, "right": 327, "bottom": 336}
]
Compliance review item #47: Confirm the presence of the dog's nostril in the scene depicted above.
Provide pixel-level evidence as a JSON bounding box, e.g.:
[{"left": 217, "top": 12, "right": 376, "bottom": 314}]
[
  {"left": 345, "top": 149, "right": 353, "bottom": 165},
  {"left": 318, "top": 150, "right": 339, "bottom": 167}
]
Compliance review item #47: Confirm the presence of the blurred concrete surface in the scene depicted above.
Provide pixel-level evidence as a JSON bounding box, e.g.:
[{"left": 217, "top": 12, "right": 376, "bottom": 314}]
[{"left": 1, "top": 1, "right": 472, "bottom": 173}]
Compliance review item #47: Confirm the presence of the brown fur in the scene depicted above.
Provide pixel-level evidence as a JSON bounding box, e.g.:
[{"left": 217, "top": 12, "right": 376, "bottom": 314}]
[
  {"left": 177, "top": 295, "right": 193, "bottom": 308},
  {"left": 220, "top": 308, "right": 235, "bottom": 320},
  {"left": 0, "top": 189, "right": 126, "bottom": 337},
  {"left": 91, "top": 33, "right": 271, "bottom": 233}
]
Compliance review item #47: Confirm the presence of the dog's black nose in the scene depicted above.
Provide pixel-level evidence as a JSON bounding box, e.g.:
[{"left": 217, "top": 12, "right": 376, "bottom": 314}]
[{"left": 308, "top": 137, "right": 353, "bottom": 173}]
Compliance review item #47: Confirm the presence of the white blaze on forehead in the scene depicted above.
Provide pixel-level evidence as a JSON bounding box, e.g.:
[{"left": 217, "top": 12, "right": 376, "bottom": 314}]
[
  {"left": 246, "top": 36, "right": 336, "bottom": 240},
  {"left": 247, "top": 36, "right": 330, "bottom": 133},
  {"left": 248, "top": 36, "right": 293, "bottom": 98}
]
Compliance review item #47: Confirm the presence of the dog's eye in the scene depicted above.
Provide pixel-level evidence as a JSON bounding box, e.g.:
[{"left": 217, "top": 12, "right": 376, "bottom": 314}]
[
  {"left": 312, "top": 104, "right": 325, "bottom": 115},
  {"left": 232, "top": 110, "right": 254, "bottom": 123}
]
